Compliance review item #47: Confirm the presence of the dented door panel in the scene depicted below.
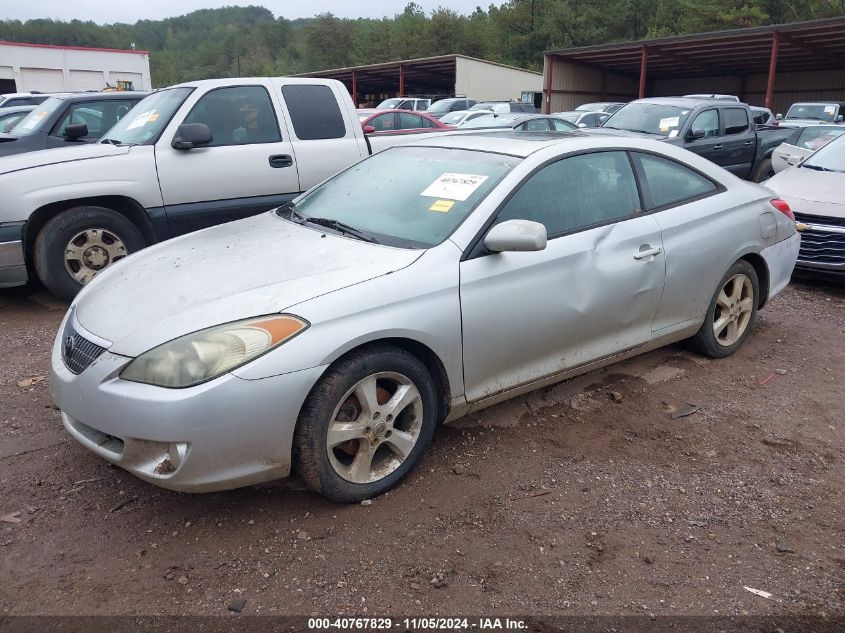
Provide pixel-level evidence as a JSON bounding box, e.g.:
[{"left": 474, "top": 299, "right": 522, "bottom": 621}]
[{"left": 460, "top": 215, "right": 665, "bottom": 402}]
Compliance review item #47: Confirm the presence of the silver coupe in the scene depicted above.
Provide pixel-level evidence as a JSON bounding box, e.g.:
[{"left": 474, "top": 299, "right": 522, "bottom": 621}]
[{"left": 51, "top": 131, "right": 800, "bottom": 502}]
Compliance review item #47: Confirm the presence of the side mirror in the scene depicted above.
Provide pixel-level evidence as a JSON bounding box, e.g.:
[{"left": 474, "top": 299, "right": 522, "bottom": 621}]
[
  {"left": 172, "top": 123, "right": 212, "bottom": 150},
  {"left": 484, "top": 219, "right": 547, "bottom": 253},
  {"left": 363, "top": 125, "right": 376, "bottom": 134},
  {"left": 687, "top": 128, "right": 705, "bottom": 141},
  {"left": 837, "top": 115, "right": 843, "bottom": 123},
  {"left": 776, "top": 113, "right": 783, "bottom": 120},
  {"left": 577, "top": 123, "right": 587, "bottom": 128},
  {"left": 64, "top": 123, "right": 88, "bottom": 140}
]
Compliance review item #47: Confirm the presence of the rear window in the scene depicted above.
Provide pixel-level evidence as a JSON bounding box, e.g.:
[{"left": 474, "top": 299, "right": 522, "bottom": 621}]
[{"left": 282, "top": 84, "right": 346, "bottom": 140}]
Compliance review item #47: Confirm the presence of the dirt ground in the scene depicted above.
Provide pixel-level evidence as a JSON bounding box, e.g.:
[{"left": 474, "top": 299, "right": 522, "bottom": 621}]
[{"left": 0, "top": 277, "right": 843, "bottom": 622}]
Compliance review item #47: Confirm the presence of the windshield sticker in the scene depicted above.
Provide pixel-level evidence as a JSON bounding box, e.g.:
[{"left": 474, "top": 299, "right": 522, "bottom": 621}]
[
  {"left": 22, "top": 111, "right": 48, "bottom": 130},
  {"left": 658, "top": 116, "right": 680, "bottom": 132},
  {"left": 421, "top": 173, "right": 489, "bottom": 201},
  {"left": 668, "top": 130, "right": 679, "bottom": 138},
  {"left": 824, "top": 105, "right": 836, "bottom": 115},
  {"left": 126, "top": 110, "right": 159, "bottom": 130},
  {"left": 429, "top": 199, "right": 455, "bottom": 213}
]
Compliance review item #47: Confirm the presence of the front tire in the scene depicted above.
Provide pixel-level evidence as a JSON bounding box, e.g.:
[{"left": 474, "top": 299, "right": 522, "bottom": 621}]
[
  {"left": 688, "top": 260, "right": 759, "bottom": 359},
  {"left": 34, "top": 206, "right": 146, "bottom": 302},
  {"left": 294, "top": 344, "right": 438, "bottom": 503}
]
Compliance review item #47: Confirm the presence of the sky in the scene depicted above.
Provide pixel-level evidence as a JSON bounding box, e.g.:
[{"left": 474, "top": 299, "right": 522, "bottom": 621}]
[{"left": 3, "top": 1, "right": 496, "bottom": 24}]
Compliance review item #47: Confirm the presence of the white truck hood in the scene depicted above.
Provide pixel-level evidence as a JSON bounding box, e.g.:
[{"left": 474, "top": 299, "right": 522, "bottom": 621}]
[
  {"left": 0, "top": 142, "right": 129, "bottom": 176},
  {"left": 73, "top": 212, "right": 422, "bottom": 356}
]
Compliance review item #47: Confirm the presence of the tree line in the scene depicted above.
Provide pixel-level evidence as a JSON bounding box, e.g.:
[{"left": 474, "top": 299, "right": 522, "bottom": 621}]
[{"left": 1, "top": 1, "right": 843, "bottom": 87}]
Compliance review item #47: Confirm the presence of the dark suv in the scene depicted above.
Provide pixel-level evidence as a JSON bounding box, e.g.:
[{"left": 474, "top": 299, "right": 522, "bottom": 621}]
[
  {"left": 0, "top": 91, "right": 146, "bottom": 157},
  {"left": 469, "top": 101, "right": 538, "bottom": 114}
]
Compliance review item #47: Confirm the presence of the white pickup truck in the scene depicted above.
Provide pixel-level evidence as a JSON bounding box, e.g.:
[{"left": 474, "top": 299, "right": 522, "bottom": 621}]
[{"left": 0, "top": 78, "right": 449, "bottom": 300}]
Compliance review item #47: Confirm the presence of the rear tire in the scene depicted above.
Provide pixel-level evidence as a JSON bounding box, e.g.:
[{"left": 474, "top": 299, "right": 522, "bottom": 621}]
[
  {"left": 687, "top": 260, "right": 759, "bottom": 359},
  {"left": 294, "top": 344, "right": 438, "bottom": 503},
  {"left": 751, "top": 157, "right": 774, "bottom": 183},
  {"left": 33, "top": 206, "right": 145, "bottom": 302}
]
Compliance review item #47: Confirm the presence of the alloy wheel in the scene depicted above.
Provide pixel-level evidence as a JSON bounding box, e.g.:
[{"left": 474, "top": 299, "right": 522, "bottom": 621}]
[{"left": 713, "top": 273, "right": 754, "bottom": 347}]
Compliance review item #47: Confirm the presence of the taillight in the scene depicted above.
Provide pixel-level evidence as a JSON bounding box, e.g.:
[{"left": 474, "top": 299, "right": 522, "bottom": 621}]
[{"left": 771, "top": 198, "right": 794, "bottom": 221}]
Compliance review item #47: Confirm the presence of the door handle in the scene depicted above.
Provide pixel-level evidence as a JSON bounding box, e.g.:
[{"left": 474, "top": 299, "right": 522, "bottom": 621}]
[
  {"left": 269, "top": 154, "right": 293, "bottom": 168},
  {"left": 634, "top": 245, "right": 662, "bottom": 260},
  {"left": 713, "top": 144, "right": 723, "bottom": 150},
  {"left": 744, "top": 141, "right": 753, "bottom": 146}
]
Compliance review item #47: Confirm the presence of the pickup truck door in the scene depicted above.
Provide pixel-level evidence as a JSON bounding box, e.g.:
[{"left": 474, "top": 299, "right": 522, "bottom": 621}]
[
  {"left": 683, "top": 108, "right": 726, "bottom": 167},
  {"left": 270, "top": 79, "right": 369, "bottom": 192},
  {"left": 718, "top": 106, "right": 756, "bottom": 177},
  {"left": 154, "top": 82, "right": 302, "bottom": 235}
]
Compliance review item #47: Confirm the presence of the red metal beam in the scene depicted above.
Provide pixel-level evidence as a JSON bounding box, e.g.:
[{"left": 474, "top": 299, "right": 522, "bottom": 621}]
[
  {"left": 398, "top": 64, "right": 405, "bottom": 97},
  {"left": 638, "top": 45, "right": 648, "bottom": 99},
  {"left": 544, "top": 54, "right": 554, "bottom": 114},
  {"left": 351, "top": 70, "right": 358, "bottom": 107},
  {"left": 765, "top": 32, "right": 780, "bottom": 109}
]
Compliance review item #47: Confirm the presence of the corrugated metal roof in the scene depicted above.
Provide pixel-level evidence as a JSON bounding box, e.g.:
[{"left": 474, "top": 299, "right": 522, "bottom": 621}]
[{"left": 545, "top": 17, "right": 845, "bottom": 78}]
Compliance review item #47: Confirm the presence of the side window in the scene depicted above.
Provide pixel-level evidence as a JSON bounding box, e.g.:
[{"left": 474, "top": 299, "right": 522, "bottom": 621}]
[
  {"left": 723, "top": 108, "right": 749, "bottom": 135},
  {"left": 398, "top": 112, "right": 423, "bottom": 129},
  {"left": 54, "top": 101, "right": 135, "bottom": 136},
  {"left": 184, "top": 85, "right": 280, "bottom": 147},
  {"left": 551, "top": 118, "right": 572, "bottom": 131},
  {"left": 370, "top": 114, "right": 395, "bottom": 131},
  {"left": 691, "top": 109, "right": 719, "bottom": 138},
  {"left": 522, "top": 118, "right": 550, "bottom": 131},
  {"left": 634, "top": 152, "right": 718, "bottom": 209},
  {"left": 281, "top": 84, "right": 346, "bottom": 140},
  {"left": 494, "top": 151, "right": 641, "bottom": 237}
]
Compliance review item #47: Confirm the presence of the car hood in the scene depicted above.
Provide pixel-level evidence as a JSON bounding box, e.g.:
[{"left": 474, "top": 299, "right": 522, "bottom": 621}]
[
  {"left": 74, "top": 212, "right": 423, "bottom": 356},
  {"left": 765, "top": 166, "right": 845, "bottom": 219},
  {"left": 0, "top": 142, "right": 128, "bottom": 175}
]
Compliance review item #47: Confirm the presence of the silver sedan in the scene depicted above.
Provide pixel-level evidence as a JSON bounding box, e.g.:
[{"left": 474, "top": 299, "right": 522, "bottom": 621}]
[{"left": 51, "top": 132, "right": 799, "bottom": 502}]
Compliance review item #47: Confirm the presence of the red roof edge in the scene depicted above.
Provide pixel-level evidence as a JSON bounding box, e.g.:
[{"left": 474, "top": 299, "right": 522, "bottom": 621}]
[{"left": 0, "top": 41, "right": 149, "bottom": 55}]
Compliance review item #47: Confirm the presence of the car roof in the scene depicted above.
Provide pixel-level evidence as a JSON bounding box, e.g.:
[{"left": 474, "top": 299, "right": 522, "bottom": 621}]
[
  {"left": 53, "top": 92, "right": 148, "bottom": 102},
  {"left": 0, "top": 105, "right": 36, "bottom": 113},
  {"left": 634, "top": 96, "right": 744, "bottom": 108}
]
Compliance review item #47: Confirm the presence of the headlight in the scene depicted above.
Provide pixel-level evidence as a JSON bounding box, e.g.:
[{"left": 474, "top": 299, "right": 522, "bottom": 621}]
[{"left": 120, "top": 315, "right": 308, "bottom": 388}]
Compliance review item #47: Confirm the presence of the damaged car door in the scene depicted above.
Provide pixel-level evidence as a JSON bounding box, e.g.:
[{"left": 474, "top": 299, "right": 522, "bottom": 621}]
[{"left": 460, "top": 150, "right": 665, "bottom": 402}]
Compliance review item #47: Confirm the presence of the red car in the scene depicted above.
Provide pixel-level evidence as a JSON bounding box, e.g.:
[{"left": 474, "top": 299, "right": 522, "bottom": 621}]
[{"left": 358, "top": 108, "right": 452, "bottom": 135}]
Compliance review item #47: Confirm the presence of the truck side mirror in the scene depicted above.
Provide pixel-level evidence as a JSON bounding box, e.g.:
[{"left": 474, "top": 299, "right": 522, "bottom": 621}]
[
  {"left": 172, "top": 123, "right": 213, "bottom": 150},
  {"left": 64, "top": 123, "right": 88, "bottom": 140},
  {"left": 837, "top": 115, "right": 843, "bottom": 123},
  {"left": 687, "top": 128, "right": 706, "bottom": 141},
  {"left": 776, "top": 113, "right": 783, "bottom": 120}
]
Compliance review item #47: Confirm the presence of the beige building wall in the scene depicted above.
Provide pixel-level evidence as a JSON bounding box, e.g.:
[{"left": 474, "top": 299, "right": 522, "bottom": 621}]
[
  {"left": 455, "top": 56, "right": 542, "bottom": 102},
  {"left": 545, "top": 59, "right": 638, "bottom": 112},
  {"left": 0, "top": 43, "right": 152, "bottom": 92}
]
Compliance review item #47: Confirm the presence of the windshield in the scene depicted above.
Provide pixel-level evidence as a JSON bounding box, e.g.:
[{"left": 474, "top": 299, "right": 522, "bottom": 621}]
[
  {"left": 278, "top": 146, "right": 517, "bottom": 248},
  {"left": 602, "top": 103, "right": 691, "bottom": 136},
  {"left": 556, "top": 112, "right": 580, "bottom": 123},
  {"left": 440, "top": 111, "right": 466, "bottom": 125},
  {"left": 8, "top": 97, "right": 64, "bottom": 136},
  {"left": 802, "top": 133, "right": 845, "bottom": 172},
  {"left": 428, "top": 100, "right": 456, "bottom": 113},
  {"left": 575, "top": 103, "right": 606, "bottom": 112},
  {"left": 461, "top": 114, "right": 511, "bottom": 128},
  {"left": 377, "top": 98, "right": 404, "bottom": 109},
  {"left": 785, "top": 104, "right": 839, "bottom": 121},
  {"left": 101, "top": 87, "right": 193, "bottom": 145}
]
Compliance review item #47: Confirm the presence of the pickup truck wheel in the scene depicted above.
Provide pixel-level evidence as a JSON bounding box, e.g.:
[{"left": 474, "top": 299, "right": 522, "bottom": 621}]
[
  {"left": 751, "top": 158, "right": 774, "bottom": 183},
  {"left": 34, "top": 206, "right": 146, "bottom": 302},
  {"left": 687, "top": 260, "right": 759, "bottom": 359},
  {"left": 294, "top": 344, "right": 438, "bottom": 503}
]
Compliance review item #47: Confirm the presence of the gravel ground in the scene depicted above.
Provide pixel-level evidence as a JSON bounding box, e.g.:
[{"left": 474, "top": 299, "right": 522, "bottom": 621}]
[{"left": 0, "top": 277, "right": 843, "bottom": 622}]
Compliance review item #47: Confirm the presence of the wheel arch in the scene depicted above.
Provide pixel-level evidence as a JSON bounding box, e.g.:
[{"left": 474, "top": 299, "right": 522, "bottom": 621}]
[
  {"left": 23, "top": 196, "right": 157, "bottom": 261},
  {"left": 739, "top": 251, "right": 770, "bottom": 307},
  {"left": 307, "top": 337, "right": 453, "bottom": 425}
]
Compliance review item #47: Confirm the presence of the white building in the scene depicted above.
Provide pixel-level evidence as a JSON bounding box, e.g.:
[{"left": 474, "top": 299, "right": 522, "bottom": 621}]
[{"left": 0, "top": 41, "right": 151, "bottom": 93}]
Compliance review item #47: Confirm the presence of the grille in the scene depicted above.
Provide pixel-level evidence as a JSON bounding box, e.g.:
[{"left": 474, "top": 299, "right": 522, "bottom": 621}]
[
  {"left": 794, "top": 212, "right": 845, "bottom": 267},
  {"left": 61, "top": 318, "right": 108, "bottom": 374}
]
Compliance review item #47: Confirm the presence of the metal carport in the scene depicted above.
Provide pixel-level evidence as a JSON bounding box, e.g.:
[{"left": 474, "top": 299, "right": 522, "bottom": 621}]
[{"left": 542, "top": 17, "right": 845, "bottom": 115}]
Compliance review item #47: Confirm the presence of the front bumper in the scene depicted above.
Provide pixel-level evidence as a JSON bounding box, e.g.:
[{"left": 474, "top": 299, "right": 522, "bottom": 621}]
[
  {"left": 0, "top": 222, "right": 27, "bottom": 288},
  {"left": 50, "top": 316, "right": 328, "bottom": 492}
]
